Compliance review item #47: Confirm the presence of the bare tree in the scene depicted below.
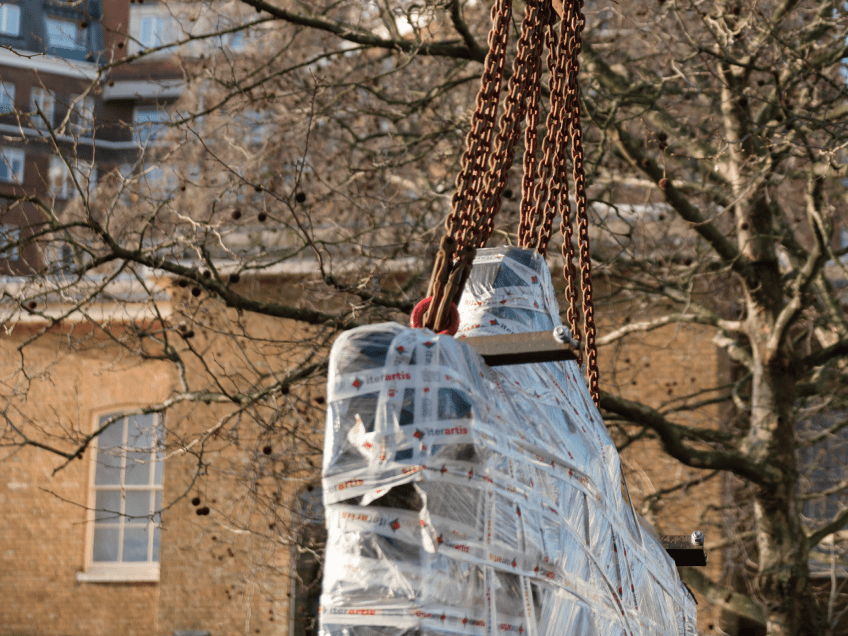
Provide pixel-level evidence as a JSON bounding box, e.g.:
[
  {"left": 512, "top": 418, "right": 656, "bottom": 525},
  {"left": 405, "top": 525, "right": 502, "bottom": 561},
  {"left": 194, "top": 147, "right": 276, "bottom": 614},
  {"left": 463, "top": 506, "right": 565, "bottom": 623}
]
[{"left": 2, "top": 0, "right": 848, "bottom": 634}]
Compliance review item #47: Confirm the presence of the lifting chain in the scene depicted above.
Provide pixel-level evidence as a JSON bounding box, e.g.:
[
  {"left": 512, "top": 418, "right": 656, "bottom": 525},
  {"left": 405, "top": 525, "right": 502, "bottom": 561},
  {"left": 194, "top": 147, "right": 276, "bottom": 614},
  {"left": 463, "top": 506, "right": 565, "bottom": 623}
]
[
  {"left": 420, "top": 0, "right": 600, "bottom": 407},
  {"left": 424, "top": 0, "right": 513, "bottom": 332}
]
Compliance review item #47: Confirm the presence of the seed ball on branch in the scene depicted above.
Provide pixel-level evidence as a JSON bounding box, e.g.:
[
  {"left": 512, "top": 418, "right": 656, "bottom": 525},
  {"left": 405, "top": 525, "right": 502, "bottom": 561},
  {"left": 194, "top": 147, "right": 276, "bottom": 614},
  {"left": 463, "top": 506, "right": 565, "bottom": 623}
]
[
  {"left": 28, "top": 301, "right": 37, "bottom": 309},
  {"left": 191, "top": 496, "right": 201, "bottom": 506},
  {"left": 295, "top": 192, "right": 306, "bottom": 203},
  {"left": 191, "top": 287, "right": 201, "bottom": 297},
  {"left": 257, "top": 213, "right": 267, "bottom": 222},
  {"left": 658, "top": 178, "right": 670, "bottom": 190},
  {"left": 231, "top": 209, "right": 241, "bottom": 220}
]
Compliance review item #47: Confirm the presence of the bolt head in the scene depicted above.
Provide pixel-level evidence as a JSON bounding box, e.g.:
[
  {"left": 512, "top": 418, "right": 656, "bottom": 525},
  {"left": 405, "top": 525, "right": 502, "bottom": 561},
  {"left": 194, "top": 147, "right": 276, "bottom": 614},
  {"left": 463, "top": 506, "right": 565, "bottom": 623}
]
[{"left": 691, "top": 530, "right": 705, "bottom": 545}]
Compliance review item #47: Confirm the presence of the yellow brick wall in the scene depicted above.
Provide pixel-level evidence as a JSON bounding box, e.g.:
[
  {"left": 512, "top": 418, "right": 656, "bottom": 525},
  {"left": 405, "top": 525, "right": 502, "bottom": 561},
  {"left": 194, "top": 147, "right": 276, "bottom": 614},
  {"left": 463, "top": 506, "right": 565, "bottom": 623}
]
[
  {"left": 0, "top": 325, "right": 173, "bottom": 636},
  {"left": 1, "top": 285, "right": 732, "bottom": 636}
]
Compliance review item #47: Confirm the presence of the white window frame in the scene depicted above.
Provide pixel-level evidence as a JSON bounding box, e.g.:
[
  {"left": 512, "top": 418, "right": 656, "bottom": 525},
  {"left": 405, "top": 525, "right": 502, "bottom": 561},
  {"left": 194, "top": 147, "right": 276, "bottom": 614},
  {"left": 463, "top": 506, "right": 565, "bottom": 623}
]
[
  {"left": 0, "top": 81, "right": 14, "bottom": 114},
  {"left": 0, "top": 146, "right": 23, "bottom": 183},
  {"left": 0, "top": 4, "right": 21, "bottom": 37},
  {"left": 129, "top": 3, "right": 178, "bottom": 56},
  {"left": 79, "top": 412, "right": 164, "bottom": 583},
  {"left": 45, "top": 15, "right": 87, "bottom": 51},
  {"left": 49, "top": 155, "right": 96, "bottom": 199},
  {"left": 30, "top": 87, "right": 55, "bottom": 131}
]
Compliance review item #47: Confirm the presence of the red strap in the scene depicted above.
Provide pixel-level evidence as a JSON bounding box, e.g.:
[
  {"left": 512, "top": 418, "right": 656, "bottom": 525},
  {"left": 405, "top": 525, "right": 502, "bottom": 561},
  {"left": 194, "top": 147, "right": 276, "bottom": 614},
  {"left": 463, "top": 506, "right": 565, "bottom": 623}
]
[{"left": 410, "top": 297, "right": 460, "bottom": 336}]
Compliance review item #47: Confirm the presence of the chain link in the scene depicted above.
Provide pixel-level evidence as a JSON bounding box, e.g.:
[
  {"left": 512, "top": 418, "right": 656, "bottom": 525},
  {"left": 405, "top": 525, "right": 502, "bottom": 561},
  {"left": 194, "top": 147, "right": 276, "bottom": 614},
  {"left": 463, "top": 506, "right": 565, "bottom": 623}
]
[
  {"left": 562, "top": 0, "right": 599, "bottom": 406},
  {"left": 424, "top": 0, "right": 600, "bottom": 410},
  {"left": 426, "top": 0, "right": 513, "bottom": 331},
  {"left": 479, "top": 0, "right": 549, "bottom": 246}
]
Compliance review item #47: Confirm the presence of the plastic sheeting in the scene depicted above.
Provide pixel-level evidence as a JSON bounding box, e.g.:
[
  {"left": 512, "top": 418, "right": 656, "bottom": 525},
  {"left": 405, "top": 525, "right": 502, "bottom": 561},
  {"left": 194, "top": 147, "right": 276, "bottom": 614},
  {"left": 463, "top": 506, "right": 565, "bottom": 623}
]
[{"left": 321, "top": 247, "right": 698, "bottom": 636}]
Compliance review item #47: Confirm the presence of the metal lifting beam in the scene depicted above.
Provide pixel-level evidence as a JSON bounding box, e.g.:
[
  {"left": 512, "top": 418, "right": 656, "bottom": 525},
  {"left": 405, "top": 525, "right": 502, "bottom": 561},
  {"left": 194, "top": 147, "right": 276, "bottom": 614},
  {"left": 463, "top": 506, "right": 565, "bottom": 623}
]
[
  {"left": 661, "top": 532, "right": 707, "bottom": 567},
  {"left": 460, "top": 326, "right": 580, "bottom": 366}
]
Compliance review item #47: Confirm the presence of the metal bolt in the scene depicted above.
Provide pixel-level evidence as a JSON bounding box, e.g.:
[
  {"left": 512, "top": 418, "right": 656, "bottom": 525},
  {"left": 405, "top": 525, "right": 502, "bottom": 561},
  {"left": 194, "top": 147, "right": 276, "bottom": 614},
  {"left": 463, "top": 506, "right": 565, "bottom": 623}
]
[
  {"left": 691, "top": 530, "right": 705, "bottom": 546},
  {"left": 553, "top": 325, "right": 567, "bottom": 343}
]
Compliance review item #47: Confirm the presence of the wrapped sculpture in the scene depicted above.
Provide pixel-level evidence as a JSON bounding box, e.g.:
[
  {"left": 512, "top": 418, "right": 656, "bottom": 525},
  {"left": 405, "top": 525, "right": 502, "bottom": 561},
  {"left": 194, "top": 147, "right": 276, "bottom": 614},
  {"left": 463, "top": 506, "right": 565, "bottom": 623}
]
[{"left": 320, "top": 247, "right": 697, "bottom": 636}]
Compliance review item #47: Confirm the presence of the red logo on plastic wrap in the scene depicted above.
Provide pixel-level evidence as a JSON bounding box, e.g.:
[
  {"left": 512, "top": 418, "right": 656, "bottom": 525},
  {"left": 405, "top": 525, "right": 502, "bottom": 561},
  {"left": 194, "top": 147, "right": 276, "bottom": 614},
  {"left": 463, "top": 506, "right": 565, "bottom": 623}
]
[
  {"left": 414, "top": 429, "right": 424, "bottom": 440},
  {"left": 511, "top": 559, "right": 517, "bottom": 568},
  {"left": 516, "top": 506, "right": 521, "bottom": 517},
  {"left": 352, "top": 378, "right": 362, "bottom": 389},
  {"left": 490, "top": 319, "right": 497, "bottom": 325},
  {"left": 531, "top": 276, "right": 537, "bottom": 283},
  {"left": 390, "top": 519, "right": 401, "bottom": 531},
  {"left": 424, "top": 341, "right": 434, "bottom": 348},
  {"left": 436, "top": 535, "right": 443, "bottom": 544},
  {"left": 397, "top": 346, "right": 405, "bottom": 353}
]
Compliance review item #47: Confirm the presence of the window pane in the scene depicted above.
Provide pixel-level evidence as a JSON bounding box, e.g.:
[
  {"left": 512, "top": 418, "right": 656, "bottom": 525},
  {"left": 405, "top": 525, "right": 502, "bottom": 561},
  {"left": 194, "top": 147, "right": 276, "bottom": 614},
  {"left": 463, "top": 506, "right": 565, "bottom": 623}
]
[
  {"left": 95, "top": 420, "right": 125, "bottom": 485},
  {"left": 92, "top": 527, "right": 120, "bottom": 562},
  {"left": 139, "top": 16, "right": 157, "bottom": 48},
  {"left": 127, "top": 414, "right": 155, "bottom": 449},
  {"left": 98, "top": 418, "right": 125, "bottom": 450},
  {"left": 154, "top": 454, "right": 164, "bottom": 485},
  {"left": 152, "top": 526, "right": 160, "bottom": 562},
  {"left": 123, "top": 526, "right": 149, "bottom": 562},
  {"left": 94, "top": 490, "right": 122, "bottom": 520},
  {"left": 46, "top": 17, "right": 85, "bottom": 50},
  {"left": 0, "top": 83, "right": 14, "bottom": 114},
  {"left": 125, "top": 490, "right": 152, "bottom": 518},
  {"left": 125, "top": 451, "right": 152, "bottom": 485},
  {"left": 95, "top": 451, "right": 123, "bottom": 485},
  {"left": 0, "top": 5, "right": 21, "bottom": 37},
  {"left": 154, "top": 490, "right": 162, "bottom": 523}
]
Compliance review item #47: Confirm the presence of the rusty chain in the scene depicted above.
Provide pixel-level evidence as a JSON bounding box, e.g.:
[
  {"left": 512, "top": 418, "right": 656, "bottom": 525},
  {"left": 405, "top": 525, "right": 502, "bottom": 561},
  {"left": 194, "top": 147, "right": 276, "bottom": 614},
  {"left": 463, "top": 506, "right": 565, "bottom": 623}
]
[
  {"left": 425, "top": 0, "right": 513, "bottom": 331},
  {"left": 479, "top": 0, "right": 549, "bottom": 247},
  {"left": 422, "top": 0, "right": 600, "bottom": 408},
  {"left": 562, "top": 0, "right": 599, "bottom": 406},
  {"left": 521, "top": 21, "right": 565, "bottom": 249}
]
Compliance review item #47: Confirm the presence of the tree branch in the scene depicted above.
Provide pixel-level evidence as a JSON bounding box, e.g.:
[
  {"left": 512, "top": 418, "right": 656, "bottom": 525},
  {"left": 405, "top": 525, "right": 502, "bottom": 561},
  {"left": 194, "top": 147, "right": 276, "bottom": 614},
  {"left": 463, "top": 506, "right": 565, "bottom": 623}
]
[
  {"left": 600, "top": 392, "right": 780, "bottom": 485},
  {"left": 239, "top": 0, "right": 485, "bottom": 61},
  {"left": 678, "top": 568, "right": 766, "bottom": 626}
]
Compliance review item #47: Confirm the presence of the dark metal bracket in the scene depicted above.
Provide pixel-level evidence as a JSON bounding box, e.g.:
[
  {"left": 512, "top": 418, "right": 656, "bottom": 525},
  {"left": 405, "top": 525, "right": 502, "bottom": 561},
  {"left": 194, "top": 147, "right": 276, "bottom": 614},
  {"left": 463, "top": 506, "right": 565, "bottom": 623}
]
[
  {"left": 661, "top": 532, "right": 707, "bottom": 566},
  {"left": 459, "top": 327, "right": 580, "bottom": 366}
]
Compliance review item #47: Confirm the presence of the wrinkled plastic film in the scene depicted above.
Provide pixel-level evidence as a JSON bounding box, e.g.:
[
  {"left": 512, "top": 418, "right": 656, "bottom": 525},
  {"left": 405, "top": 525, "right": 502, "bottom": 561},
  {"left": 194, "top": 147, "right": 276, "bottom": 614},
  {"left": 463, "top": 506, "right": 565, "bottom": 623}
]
[{"left": 322, "top": 247, "right": 697, "bottom": 636}]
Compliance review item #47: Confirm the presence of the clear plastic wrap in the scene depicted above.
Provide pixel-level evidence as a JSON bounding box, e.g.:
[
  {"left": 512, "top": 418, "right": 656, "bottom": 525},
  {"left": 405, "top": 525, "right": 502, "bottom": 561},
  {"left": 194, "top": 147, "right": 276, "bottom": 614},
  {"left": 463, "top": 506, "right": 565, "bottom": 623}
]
[{"left": 321, "top": 247, "right": 697, "bottom": 636}]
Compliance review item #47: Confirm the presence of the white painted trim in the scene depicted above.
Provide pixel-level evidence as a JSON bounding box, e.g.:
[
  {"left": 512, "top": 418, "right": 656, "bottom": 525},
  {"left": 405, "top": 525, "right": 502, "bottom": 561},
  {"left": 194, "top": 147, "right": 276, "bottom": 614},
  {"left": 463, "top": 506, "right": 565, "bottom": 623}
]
[
  {"left": 0, "top": 123, "right": 140, "bottom": 150},
  {"left": 103, "top": 79, "right": 184, "bottom": 101},
  {"left": 76, "top": 563, "right": 160, "bottom": 582},
  {"left": 0, "top": 46, "right": 98, "bottom": 80}
]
